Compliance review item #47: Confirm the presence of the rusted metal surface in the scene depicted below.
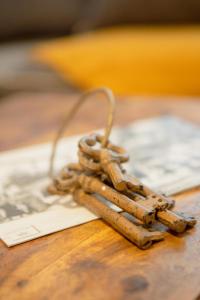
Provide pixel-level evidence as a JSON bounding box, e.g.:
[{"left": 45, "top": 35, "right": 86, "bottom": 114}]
[{"left": 49, "top": 132, "right": 196, "bottom": 249}]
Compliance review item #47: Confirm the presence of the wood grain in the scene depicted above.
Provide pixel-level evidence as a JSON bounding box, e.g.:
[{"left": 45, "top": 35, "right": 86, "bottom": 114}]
[{"left": 0, "top": 93, "right": 200, "bottom": 300}]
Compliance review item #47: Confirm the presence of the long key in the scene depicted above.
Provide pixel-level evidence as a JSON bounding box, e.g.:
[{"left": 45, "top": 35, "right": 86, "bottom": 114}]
[
  {"left": 100, "top": 149, "right": 174, "bottom": 210},
  {"left": 74, "top": 189, "right": 164, "bottom": 249},
  {"left": 78, "top": 174, "right": 156, "bottom": 225}
]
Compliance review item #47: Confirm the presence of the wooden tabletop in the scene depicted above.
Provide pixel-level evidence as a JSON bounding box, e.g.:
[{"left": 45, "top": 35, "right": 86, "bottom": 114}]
[{"left": 0, "top": 93, "right": 200, "bottom": 300}]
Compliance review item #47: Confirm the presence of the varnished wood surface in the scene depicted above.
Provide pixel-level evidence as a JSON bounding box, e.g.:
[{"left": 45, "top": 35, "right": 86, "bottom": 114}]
[{"left": 0, "top": 93, "right": 200, "bottom": 300}]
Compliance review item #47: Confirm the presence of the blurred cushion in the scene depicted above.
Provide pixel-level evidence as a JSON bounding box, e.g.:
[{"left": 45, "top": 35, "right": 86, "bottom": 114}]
[{"left": 34, "top": 26, "right": 200, "bottom": 96}]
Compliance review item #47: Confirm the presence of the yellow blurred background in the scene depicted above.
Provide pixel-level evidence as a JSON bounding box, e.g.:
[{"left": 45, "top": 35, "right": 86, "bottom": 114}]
[{"left": 35, "top": 26, "right": 200, "bottom": 96}]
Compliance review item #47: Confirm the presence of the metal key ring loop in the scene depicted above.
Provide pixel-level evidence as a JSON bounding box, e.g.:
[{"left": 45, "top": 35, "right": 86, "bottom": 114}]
[{"left": 49, "top": 87, "right": 116, "bottom": 178}]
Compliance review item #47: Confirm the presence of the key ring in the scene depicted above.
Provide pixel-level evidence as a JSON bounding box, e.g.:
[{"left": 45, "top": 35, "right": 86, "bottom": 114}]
[
  {"left": 48, "top": 87, "right": 196, "bottom": 249},
  {"left": 49, "top": 87, "right": 116, "bottom": 178}
]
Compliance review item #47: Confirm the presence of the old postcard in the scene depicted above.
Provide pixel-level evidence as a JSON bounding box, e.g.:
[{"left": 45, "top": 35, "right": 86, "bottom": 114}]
[{"left": 0, "top": 116, "right": 200, "bottom": 246}]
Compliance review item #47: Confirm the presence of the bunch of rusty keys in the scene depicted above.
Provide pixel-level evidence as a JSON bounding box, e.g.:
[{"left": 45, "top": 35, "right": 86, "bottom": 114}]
[{"left": 49, "top": 133, "right": 196, "bottom": 249}]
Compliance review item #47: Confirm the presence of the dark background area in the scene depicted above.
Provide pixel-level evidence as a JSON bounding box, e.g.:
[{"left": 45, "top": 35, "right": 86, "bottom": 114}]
[{"left": 0, "top": 0, "right": 200, "bottom": 41}]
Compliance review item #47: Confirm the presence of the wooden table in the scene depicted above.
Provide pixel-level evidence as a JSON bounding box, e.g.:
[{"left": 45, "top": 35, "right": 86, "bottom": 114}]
[{"left": 0, "top": 93, "right": 200, "bottom": 300}]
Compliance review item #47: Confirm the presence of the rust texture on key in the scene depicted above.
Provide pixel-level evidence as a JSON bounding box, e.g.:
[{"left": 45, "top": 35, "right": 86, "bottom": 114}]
[{"left": 48, "top": 87, "right": 196, "bottom": 249}]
